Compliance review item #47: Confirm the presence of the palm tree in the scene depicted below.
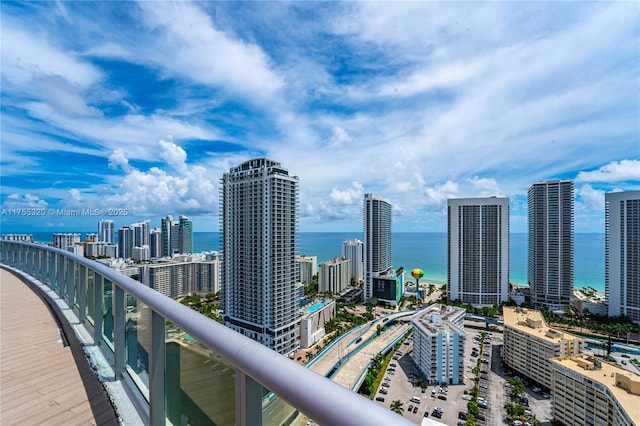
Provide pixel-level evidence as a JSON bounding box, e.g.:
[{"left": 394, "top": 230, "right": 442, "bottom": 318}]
[
  {"left": 390, "top": 400, "right": 404, "bottom": 415},
  {"left": 305, "top": 351, "right": 313, "bottom": 362}
]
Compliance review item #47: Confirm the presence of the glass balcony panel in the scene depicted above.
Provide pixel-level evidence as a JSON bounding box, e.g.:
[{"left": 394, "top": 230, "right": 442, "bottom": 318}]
[
  {"left": 165, "top": 326, "right": 235, "bottom": 426},
  {"left": 60, "top": 257, "right": 68, "bottom": 297},
  {"left": 125, "top": 295, "right": 150, "bottom": 397},
  {"left": 87, "top": 270, "right": 95, "bottom": 325},
  {"left": 73, "top": 264, "right": 80, "bottom": 309},
  {"left": 261, "top": 388, "right": 300, "bottom": 426},
  {"left": 103, "top": 278, "right": 114, "bottom": 350},
  {"left": 48, "top": 252, "right": 56, "bottom": 288}
]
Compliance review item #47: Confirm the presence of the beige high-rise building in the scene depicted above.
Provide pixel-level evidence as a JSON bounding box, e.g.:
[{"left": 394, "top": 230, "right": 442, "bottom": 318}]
[
  {"left": 552, "top": 354, "right": 640, "bottom": 426},
  {"left": 503, "top": 306, "right": 584, "bottom": 391}
]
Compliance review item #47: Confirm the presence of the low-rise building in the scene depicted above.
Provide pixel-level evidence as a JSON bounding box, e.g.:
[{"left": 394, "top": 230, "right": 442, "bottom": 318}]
[
  {"left": 503, "top": 306, "right": 584, "bottom": 391},
  {"left": 299, "top": 300, "right": 336, "bottom": 349},
  {"left": 372, "top": 268, "right": 404, "bottom": 306},
  {"left": 411, "top": 304, "right": 466, "bottom": 385},
  {"left": 552, "top": 354, "right": 640, "bottom": 426}
]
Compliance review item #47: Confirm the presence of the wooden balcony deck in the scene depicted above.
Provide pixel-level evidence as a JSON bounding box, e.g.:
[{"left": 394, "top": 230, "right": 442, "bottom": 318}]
[{"left": 0, "top": 268, "right": 119, "bottom": 425}]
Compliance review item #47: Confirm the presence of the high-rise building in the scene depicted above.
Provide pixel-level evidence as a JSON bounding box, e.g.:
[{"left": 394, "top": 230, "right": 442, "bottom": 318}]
[
  {"left": 161, "top": 215, "right": 192, "bottom": 256},
  {"left": 221, "top": 158, "right": 299, "bottom": 355},
  {"left": 161, "top": 215, "right": 179, "bottom": 257},
  {"left": 85, "top": 233, "right": 99, "bottom": 243},
  {"left": 98, "top": 220, "right": 115, "bottom": 243},
  {"left": 411, "top": 304, "right": 466, "bottom": 385},
  {"left": 528, "top": 180, "right": 574, "bottom": 310},
  {"left": 296, "top": 255, "right": 317, "bottom": 286},
  {"left": 342, "top": 238, "right": 364, "bottom": 285},
  {"left": 131, "top": 220, "right": 150, "bottom": 248},
  {"left": 150, "top": 228, "right": 163, "bottom": 258},
  {"left": 605, "top": 190, "right": 640, "bottom": 323},
  {"left": 318, "top": 257, "right": 351, "bottom": 294},
  {"left": 118, "top": 226, "right": 134, "bottom": 259},
  {"left": 53, "top": 233, "right": 81, "bottom": 249},
  {"left": 363, "top": 193, "right": 392, "bottom": 301},
  {"left": 140, "top": 258, "right": 220, "bottom": 298},
  {"left": 447, "top": 197, "right": 510, "bottom": 306},
  {"left": 179, "top": 215, "right": 193, "bottom": 254}
]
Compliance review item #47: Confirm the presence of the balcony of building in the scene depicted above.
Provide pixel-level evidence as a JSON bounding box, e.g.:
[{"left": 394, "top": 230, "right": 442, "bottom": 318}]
[{"left": 0, "top": 241, "right": 414, "bottom": 426}]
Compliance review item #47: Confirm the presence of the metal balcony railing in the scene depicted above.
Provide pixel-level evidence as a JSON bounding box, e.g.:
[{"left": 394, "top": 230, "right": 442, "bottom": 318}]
[{"left": 0, "top": 241, "right": 413, "bottom": 426}]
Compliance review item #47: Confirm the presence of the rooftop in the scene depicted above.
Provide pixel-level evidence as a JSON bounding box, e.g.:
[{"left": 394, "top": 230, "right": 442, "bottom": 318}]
[
  {"left": 503, "top": 306, "right": 583, "bottom": 345},
  {"left": 411, "top": 304, "right": 466, "bottom": 335},
  {"left": 552, "top": 354, "right": 640, "bottom": 423}
]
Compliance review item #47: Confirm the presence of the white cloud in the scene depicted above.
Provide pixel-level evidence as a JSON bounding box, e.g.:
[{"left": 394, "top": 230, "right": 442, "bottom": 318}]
[
  {"left": 327, "top": 126, "right": 352, "bottom": 148},
  {"left": 137, "top": 2, "right": 284, "bottom": 105},
  {"left": 577, "top": 184, "right": 605, "bottom": 211},
  {"left": 159, "top": 138, "right": 187, "bottom": 172},
  {"left": 468, "top": 176, "right": 502, "bottom": 197},
  {"left": 102, "top": 140, "right": 218, "bottom": 217},
  {"left": 2, "top": 193, "right": 49, "bottom": 209},
  {"left": 329, "top": 181, "right": 363, "bottom": 205},
  {"left": 69, "top": 188, "right": 82, "bottom": 201},
  {"left": 109, "top": 148, "right": 132, "bottom": 172},
  {"left": 1, "top": 26, "right": 101, "bottom": 87},
  {"left": 575, "top": 160, "right": 640, "bottom": 183},
  {"left": 425, "top": 181, "right": 459, "bottom": 208}
]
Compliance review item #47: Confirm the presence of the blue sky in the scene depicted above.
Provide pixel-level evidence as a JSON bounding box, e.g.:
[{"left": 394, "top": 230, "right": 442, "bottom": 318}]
[{"left": 1, "top": 1, "right": 639, "bottom": 234}]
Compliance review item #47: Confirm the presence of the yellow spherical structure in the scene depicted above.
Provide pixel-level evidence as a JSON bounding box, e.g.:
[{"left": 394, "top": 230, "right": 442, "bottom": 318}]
[{"left": 411, "top": 268, "right": 424, "bottom": 280}]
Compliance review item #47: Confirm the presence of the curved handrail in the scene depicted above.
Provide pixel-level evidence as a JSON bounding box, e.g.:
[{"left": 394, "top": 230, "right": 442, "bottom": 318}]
[{"left": 1, "top": 241, "right": 414, "bottom": 425}]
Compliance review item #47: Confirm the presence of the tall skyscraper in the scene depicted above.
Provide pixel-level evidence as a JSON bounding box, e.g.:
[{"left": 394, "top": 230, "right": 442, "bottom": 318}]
[
  {"left": 605, "top": 190, "right": 640, "bottom": 323},
  {"left": 150, "top": 228, "right": 163, "bottom": 258},
  {"left": 161, "top": 215, "right": 179, "bottom": 257},
  {"left": 132, "top": 220, "right": 150, "bottom": 248},
  {"left": 528, "top": 180, "right": 574, "bottom": 310},
  {"left": 221, "top": 158, "right": 299, "bottom": 355},
  {"left": 118, "top": 226, "right": 134, "bottom": 259},
  {"left": 179, "top": 215, "right": 193, "bottom": 254},
  {"left": 363, "top": 193, "right": 392, "bottom": 301},
  {"left": 447, "top": 197, "right": 510, "bottom": 306},
  {"left": 342, "top": 238, "right": 364, "bottom": 285},
  {"left": 98, "top": 220, "right": 115, "bottom": 243}
]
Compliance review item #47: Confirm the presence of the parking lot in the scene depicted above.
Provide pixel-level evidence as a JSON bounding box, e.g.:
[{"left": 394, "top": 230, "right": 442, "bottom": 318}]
[
  {"left": 373, "top": 328, "right": 500, "bottom": 425},
  {"left": 371, "top": 324, "right": 561, "bottom": 425}
]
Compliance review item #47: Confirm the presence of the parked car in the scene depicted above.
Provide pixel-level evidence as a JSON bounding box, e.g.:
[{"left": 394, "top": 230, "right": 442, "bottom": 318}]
[
  {"left": 408, "top": 405, "right": 414, "bottom": 412},
  {"left": 413, "top": 406, "right": 418, "bottom": 413},
  {"left": 379, "top": 388, "right": 388, "bottom": 394},
  {"left": 438, "top": 395, "right": 447, "bottom": 401},
  {"left": 376, "top": 397, "right": 385, "bottom": 402}
]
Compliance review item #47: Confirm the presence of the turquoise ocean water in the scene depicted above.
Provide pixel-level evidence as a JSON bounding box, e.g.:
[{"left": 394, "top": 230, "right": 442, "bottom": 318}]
[
  {"left": 28, "top": 232, "right": 605, "bottom": 292},
  {"left": 192, "top": 232, "right": 605, "bottom": 292}
]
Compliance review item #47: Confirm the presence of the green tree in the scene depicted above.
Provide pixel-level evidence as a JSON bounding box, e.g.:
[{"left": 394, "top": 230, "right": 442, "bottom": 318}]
[
  {"left": 390, "top": 400, "right": 404, "bottom": 415},
  {"left": 376, "top": 324, "right": 383, "bottom": 336},
  {"left": 467, "top": 400, "right": 479, "bottom": 416}
]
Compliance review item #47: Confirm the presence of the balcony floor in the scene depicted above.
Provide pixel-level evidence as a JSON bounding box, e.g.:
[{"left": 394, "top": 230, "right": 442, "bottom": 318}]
[{"left": 0, "top": 268, "right": 119, "bottom": 425}]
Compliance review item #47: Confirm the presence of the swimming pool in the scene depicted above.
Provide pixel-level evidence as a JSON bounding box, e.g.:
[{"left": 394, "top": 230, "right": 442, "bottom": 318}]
[{"left": 305, "top": 302, "right": 325, "bottom": 313}]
